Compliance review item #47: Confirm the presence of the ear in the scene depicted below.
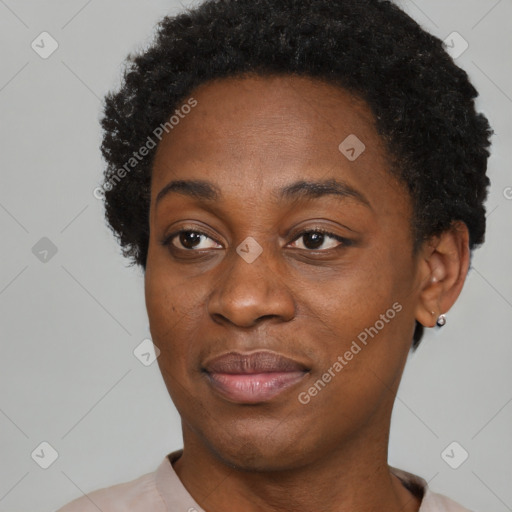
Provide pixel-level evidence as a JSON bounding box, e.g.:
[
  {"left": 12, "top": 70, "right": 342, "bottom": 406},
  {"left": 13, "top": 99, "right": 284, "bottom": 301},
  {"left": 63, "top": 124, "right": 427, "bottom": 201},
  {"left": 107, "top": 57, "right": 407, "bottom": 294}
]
[{"left": 414, "top": 221, "right": 470, "bottom": 328}]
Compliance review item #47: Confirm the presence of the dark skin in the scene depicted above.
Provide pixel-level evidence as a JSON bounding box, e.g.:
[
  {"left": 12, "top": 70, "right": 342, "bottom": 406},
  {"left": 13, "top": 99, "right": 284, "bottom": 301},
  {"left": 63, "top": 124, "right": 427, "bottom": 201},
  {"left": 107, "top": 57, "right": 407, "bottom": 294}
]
[{"left": 144, "top": 74, "right": 469, "bottom": 512}]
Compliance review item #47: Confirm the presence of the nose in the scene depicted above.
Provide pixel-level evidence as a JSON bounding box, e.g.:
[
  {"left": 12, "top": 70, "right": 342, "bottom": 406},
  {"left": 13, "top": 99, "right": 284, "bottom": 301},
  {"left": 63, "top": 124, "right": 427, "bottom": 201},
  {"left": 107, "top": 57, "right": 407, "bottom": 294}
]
[{"left": 207, "top": 240, "right": 296, "bottom": 328}]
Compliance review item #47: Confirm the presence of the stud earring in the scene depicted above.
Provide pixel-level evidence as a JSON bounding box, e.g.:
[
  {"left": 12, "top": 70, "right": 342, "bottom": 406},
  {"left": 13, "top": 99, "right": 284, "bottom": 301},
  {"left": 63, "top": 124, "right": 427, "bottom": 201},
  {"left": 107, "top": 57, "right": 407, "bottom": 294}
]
[{"left": 436, "top": 314, "right": 446, "bottom": 327}]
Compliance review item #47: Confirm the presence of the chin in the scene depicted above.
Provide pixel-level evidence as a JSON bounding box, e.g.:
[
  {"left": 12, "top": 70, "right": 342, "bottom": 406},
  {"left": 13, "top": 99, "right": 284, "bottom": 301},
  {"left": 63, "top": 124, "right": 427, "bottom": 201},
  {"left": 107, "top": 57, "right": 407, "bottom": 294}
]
[
  {"left": 204, "top": 427, "right": 313, "bottom": 473},
  {"left": 214, "top": 447, "right": 307, "bottom": 473}
]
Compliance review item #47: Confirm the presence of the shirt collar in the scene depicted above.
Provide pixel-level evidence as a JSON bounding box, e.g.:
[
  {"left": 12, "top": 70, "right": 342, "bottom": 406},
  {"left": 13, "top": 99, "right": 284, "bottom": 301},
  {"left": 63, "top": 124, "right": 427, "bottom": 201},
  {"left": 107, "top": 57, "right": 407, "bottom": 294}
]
[{"left": 156, "top": 450, "right": 430, "bottom": 512}]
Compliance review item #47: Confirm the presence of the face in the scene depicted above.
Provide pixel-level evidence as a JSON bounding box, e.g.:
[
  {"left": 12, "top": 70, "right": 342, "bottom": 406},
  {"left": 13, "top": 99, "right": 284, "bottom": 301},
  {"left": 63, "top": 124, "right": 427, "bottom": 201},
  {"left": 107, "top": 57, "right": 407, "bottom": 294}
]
[{"left": 145, "top": 75, "right": 426, "bottom": 471}]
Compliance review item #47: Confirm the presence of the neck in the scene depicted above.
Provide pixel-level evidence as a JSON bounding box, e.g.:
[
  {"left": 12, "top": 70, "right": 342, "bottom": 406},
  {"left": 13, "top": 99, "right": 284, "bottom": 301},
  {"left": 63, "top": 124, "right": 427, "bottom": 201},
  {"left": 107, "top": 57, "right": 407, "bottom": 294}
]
[{"left": 172, "top": 418, "right": 421, "bottom": 512}]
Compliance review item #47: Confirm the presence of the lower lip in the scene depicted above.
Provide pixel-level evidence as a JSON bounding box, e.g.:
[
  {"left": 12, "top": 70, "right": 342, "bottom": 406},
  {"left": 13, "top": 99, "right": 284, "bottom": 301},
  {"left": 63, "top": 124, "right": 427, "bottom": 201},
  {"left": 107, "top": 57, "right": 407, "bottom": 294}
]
[{"left": 205, "top": 371, "right": 308, "bottom": 403}]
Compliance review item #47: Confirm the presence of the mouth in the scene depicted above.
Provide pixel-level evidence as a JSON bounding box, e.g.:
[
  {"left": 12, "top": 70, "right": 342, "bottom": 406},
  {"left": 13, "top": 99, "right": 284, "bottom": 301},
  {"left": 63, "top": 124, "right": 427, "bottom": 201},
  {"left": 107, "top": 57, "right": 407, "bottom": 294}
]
[{"left": 202, "top": 351, "right": 310, "bottom": 404}]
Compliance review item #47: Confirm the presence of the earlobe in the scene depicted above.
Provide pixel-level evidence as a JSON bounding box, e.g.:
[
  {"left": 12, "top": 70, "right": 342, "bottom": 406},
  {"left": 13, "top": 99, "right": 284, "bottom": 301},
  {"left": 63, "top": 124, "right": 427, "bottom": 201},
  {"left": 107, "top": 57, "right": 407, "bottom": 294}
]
[{"left": 414, "top": 221, "right": 470, "bottom": 329}]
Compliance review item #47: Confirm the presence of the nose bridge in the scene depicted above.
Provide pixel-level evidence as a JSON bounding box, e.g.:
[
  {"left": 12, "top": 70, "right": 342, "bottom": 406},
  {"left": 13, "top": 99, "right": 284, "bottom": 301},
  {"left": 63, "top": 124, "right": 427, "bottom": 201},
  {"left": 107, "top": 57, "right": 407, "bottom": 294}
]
[{"left": 207, "top": 236, "right": 295, "bottom": 326}]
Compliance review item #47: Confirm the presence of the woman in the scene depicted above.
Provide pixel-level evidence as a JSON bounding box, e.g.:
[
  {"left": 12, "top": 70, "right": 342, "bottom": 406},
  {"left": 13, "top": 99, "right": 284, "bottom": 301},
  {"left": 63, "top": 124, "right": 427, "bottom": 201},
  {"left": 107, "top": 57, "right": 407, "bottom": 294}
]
[{"left": 57, "top": 0, "right": 492, "bottom": 510}]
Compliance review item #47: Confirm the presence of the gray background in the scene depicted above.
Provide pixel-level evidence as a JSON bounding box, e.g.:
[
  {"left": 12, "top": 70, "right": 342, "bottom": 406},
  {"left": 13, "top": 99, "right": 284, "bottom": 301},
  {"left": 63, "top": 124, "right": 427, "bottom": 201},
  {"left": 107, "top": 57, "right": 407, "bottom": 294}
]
[{"left": 0, "top": 0, "right": 511, "bottom": 511}]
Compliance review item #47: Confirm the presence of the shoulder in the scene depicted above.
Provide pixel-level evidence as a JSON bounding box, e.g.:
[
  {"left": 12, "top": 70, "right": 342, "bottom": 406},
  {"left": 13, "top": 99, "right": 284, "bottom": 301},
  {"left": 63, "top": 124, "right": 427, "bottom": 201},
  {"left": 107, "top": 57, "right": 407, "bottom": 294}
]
[
  {"left": 390, "top": 466, "right": 476, "bottom": 512},
  {"left": 421, "top": 487, "right": 476, "bottom": 512},
  {"left": 55, "top": 469, "right": 166, "bottom": 512}
]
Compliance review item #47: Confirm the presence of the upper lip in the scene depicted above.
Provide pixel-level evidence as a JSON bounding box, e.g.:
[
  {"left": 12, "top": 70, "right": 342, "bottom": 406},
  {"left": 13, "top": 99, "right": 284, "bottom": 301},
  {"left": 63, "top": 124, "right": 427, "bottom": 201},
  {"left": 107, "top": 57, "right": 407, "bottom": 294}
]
[{"left": 203, "top": 351, "right": 309, "bottom": 374}]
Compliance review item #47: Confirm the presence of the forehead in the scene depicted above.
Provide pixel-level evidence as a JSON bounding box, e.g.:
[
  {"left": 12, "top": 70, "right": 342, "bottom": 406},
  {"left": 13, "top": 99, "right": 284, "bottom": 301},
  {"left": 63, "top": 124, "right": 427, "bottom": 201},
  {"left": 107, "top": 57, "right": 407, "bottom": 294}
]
[{"left": 150, "top": 74, "right": 408, "bottom": 216}]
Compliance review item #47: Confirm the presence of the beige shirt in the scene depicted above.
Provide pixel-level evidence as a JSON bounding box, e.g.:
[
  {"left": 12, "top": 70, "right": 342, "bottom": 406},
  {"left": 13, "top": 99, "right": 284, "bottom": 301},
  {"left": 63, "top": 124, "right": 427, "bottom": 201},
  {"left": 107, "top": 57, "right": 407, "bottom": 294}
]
[{"left": 56, "top": 449, "right": 474, "bottom": 512}]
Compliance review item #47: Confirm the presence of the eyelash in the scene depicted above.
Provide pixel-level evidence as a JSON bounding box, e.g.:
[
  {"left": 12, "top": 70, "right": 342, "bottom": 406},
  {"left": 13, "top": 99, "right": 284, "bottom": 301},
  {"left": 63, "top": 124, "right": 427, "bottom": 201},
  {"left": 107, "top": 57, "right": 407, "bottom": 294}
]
[{"left": 161, "top": 227, "right": 352, "bottom": 252}]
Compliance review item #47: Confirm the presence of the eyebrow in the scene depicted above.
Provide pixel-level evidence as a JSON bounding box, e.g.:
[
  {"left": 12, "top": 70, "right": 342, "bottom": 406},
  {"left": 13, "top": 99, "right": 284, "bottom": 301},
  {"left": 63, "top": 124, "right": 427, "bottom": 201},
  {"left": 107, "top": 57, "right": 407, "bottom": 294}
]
[{"left": 155, "top": 178, "right": 372, "bottom": 209}]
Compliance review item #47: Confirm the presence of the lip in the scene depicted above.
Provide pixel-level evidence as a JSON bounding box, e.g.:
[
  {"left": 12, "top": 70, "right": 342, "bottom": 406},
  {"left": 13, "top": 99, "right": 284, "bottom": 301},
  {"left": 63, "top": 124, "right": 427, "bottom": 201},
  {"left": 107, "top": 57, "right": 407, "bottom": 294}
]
[{"left": 202, "top": 351, "right": 310, "bottom": 404}]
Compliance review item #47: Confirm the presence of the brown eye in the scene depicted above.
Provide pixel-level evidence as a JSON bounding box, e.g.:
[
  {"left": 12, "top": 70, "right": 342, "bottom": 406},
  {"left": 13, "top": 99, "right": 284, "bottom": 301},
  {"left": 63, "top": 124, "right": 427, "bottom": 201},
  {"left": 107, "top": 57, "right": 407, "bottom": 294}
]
[
  {"left": 163, "top": 230, "right": 221, "bottom": 250},
  {"left": 288, "top": 229, "right": 351, "bottom": 251},
  {"left": 177, "top": 231, "right": 203, "bottom": 249}
]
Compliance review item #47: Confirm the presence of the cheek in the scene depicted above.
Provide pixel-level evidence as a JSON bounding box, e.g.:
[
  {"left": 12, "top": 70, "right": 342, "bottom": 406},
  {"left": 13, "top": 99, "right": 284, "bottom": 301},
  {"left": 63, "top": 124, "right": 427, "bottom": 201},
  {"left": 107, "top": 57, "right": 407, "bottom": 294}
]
[
  {"left": 144, "top": 262, "right": 204, "bottom": 368},
  {"left": 295, "top": 304, "right": 409, "bottom": 438},
  {"left": 295, "top": 250, "right": 411, "bottom": 396},
  {"left": 301, "top": 252, "right": 395, "bottom": 332},
  {"left": 145, "top": 268, "right": 208, "bottom": 412}
]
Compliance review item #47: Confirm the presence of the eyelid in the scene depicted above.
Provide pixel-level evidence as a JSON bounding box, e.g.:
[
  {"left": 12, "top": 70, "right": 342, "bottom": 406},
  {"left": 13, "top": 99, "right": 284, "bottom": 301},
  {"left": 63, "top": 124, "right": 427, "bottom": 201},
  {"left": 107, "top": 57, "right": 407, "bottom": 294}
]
[
  {"left": 161, "top": 226, "right": 222, "bottom": 249},
  {"left": 162, "top": 225, "right": 352, "bottom": 251},
  {"left": 286, "top": 227, "right": 352, "bottom": 250}
]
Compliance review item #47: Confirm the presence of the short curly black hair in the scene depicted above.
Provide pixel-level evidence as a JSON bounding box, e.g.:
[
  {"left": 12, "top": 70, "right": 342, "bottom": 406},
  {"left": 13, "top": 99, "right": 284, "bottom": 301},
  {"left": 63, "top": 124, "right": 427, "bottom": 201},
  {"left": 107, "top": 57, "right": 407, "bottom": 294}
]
[{"left": 99, "top": 0, "right": 493, "bottom": 350}]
